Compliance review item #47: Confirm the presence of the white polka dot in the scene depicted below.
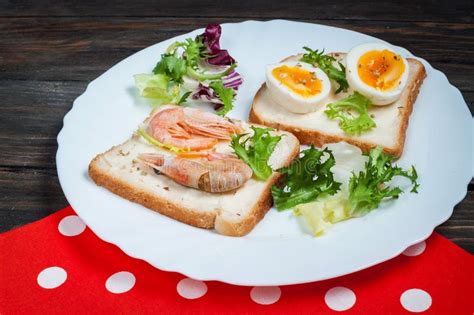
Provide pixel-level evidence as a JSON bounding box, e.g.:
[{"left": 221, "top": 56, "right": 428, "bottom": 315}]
[
  {"left": 105, "top": 271, "right": 136, "bottom": 294},
  {"left": 325, "top": 286, "right": 356, "bottom": 311},
  {"left": 403, "top": 241, "right": 426, "bottom": 256},
  {"left": 37, "top": 267, "right": 67, "bottom": 289},
  {"left": 58, "top": 215, "right": 86, "bottom": 236},
  {"left": 177, "top": 278, "right": 207, "bottom": 299},
  {"left": 401, "top": 288, "right": 432, "bottom": 312},
  {"left": 250, "top": 286, "right": 281, "bottom": 305}
]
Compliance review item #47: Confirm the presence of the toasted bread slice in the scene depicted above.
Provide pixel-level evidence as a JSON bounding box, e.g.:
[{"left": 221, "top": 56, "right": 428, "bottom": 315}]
[
  {"left": 250, "top": 53, "right": 426, "bottom": 157},
  {"left": 89, "top": 106, "right": 300, "bottom": 236}
]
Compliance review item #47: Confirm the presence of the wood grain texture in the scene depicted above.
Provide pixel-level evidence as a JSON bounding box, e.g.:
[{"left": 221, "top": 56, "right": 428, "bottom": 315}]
[
  {"left": 0, "top": 0, "right": 472, "bottom": 252},
  {"left": 1, "top": 18, "right": 473, "bottom": 86},
  {"left": 1, "top": 0, "right": 472, "bottom": 23}
]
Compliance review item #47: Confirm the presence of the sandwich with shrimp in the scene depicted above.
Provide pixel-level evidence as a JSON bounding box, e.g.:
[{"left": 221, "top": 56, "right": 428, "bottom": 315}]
[{"left": 89, "top": 105, "right": 299, "bottom": 236}]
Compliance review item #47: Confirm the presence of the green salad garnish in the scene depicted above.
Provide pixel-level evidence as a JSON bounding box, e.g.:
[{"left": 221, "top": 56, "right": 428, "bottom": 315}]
[
  {"left": 301, "top": 47, "right": 349, "bottom": 93},
  {"left": 349, "top": 147, "right": 419, "bottom": 216},
  {"left": 272, "top": 146, "right": 341, "bottom": 210},
  {"left": 325, "top": 92, "right": 376, "bottom": 135},
  {"left": 231, "top": 127, "right": 282, "bottom": 180},
  {"left": 134, "top": 24, "right": 242, "bottom": 116}
]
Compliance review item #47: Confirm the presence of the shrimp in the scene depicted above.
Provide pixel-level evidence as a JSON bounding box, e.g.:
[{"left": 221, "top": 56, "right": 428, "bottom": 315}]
[
  {"left": 138, "top": 152, "right": 253, "bottom": 193},
  {"left": 149, "top": 107, "right": 242, "bottom": 151}
]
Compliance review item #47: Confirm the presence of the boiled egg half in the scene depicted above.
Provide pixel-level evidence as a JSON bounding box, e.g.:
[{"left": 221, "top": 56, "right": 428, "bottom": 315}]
[
  {"left": 346, "top": 43, "right": 409, "bottom": 105},
  {"left": 266, "top": 61, "right": 331, "bottom": 113}
]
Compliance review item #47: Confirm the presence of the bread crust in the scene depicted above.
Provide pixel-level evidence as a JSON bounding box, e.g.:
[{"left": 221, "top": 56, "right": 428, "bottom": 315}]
[
  {"left": 214, "top": 142, "right": 300, "bottom": 236},
  {"left": 250, "top": 57, "right": 426, "bottom": 157},
  {"left": 88, "top": 131, "right": 300, "bottom": 237},
  {"left": 89, "top": 152, "right": 217, "bottom": 229}
]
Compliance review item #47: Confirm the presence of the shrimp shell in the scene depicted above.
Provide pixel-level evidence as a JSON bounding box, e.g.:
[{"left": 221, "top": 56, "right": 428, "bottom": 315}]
[{"left": 138, "top": 152, "right": 253, "bottom": 193}]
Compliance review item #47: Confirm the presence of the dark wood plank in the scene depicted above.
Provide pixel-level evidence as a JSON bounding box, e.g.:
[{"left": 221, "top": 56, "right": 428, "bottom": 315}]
[
  {"left": 0, "top": 80, "right": 85, "bottom": 168},
  {"left": 1, "top": 0, "right": 472, "bottom": 23},
  {"left": 436, "top": 191, "right": 474, "bottom": 253},
  {"left": 0, "top": 166, "right": 68, "bottom": 231},
  {"left": 1, "top": 18, "right": 473, "bottom": 89}
]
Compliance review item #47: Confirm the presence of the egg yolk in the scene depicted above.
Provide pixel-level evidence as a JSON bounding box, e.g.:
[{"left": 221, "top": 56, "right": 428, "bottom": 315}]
[
  {"left": 357, "top": 50, "right": 405, "bottom": 91},
  {"left": 272, "top": 65, "right": 322, "bottom": 97}
]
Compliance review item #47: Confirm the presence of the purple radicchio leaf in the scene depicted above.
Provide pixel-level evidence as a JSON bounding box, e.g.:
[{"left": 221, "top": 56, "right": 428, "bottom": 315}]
[
  {"left": 222, "top": 70, "right": 243, "bottom": 90},
  {"left": 191, "top": 83, "right": 221, "bottom": 103},
  {"left": 191, "top": 83, "right": 232, "bottom": 111},
  {"left": 198, "top": 24, "right": 235, "bottom": 66}
]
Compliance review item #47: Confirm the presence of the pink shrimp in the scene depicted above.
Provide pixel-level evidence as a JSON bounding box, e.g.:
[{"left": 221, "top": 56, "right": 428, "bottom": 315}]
[
  {"left": 138, "top": 152, "right": 253, "bottom": 193},
  {"left": 149, "top": 107, "right": 242, "bottom": 151}
]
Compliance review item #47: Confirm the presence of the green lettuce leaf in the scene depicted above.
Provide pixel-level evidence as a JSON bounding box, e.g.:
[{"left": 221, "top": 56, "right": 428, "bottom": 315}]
[
  {"left": 325, "top": 92, "right": 376, "bottom": 135},
  {"left": 231, "top": 127, "right": 281, "bottom": 180},
  {"left": 209, "top": 80, "right": 235, "bottom": 116},
  {"left": 301, "top": 47, "right": 349, "bottom": 93},
  {"left": 176, "top": 91, "right": 192, "bottom": 105},
  {"left": 291, "top": 146, "right": 420, "bottom": 237},
  {"left": 134, "top": 74, "right": 178, "bottom": 104},
  {"left": 152, "top": 54, "right": 187, "bottom": 83},
  {"left": 272, "top": 146, "right": 341, "bottom": 210},
  {"left": 180, "top": 38, "right": 207, "bottom": 67},
  {"left": 349, "top": 146, "right": 419, "bottom": 216}
]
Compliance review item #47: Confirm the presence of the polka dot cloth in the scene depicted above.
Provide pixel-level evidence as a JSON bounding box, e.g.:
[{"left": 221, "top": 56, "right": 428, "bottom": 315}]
[
  {"left": 58, "top": 215, "right": 86, "bottom": 236},
  {"left": 250, "top": 286, "right": 281, "bottom": 305},
  {"left": 324, "top": 287, "right": 356, "bottom": 311},
  {"left": 400, "top": 289, "right": 432, "bottom": 312},
  {"left": 1, "top": 207, "right": 473, "bottom": 313},
  {"left": 177, "top": 278, "right": 208, "bottom": 299},
  {"left": 106, "top": 271, "right": 136, "bottom": 294},
  {"left": 37, "top": 267, "right": 67, "bottom": 289},
  {"left": 402, "top": 241, "right": 426, "bottom": 257}
]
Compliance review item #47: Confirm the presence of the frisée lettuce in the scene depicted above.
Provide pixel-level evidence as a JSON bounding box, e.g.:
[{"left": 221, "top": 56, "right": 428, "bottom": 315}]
[
  {"left": 325, "top": 92, "right": 376, "bottom": 135},
  {"left": 134, "top": 24, "right": 242, "bottom": 116},
  {"left": 291, "top": 145, "right": 419, "bottom": 236},
  {"left": 348, "top": 146, "right": 419, "bottom": 216},
  {"left": 231, "top": 127, "right": 282, "bottom": 180},
  {"left": 271, "top": 146, "right": 341, "bottom": 210}
]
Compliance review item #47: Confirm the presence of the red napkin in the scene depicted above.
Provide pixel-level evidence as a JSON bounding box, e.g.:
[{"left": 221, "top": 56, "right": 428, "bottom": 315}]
[{"left": 1, "top": 206, "right": 472, "bottom": 314}]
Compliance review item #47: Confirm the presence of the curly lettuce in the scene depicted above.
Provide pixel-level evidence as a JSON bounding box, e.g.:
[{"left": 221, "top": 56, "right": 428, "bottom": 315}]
[
  {"left": 349, "top": 146, "right": 419, "bottom": 216},
  {"left": 272, "top": 147, "right": 341, "bottom": 210},
  {"left": 301, "top": 47, "right": 349, "bottom": 93},
  {"left": 292, "top": 145, "right": 419, "bottom": 237},
  {"left": 325, "top": 92, "right": 376, "bottom": 135},
  {"left": 135, "top": 24, "right": 242, "bottom": 116},
  {"left": 209, "top": 80, "right": 235, "bottom": 116},
  {"left": 231, "top": 127, "right": 281, "bottom": 180}
]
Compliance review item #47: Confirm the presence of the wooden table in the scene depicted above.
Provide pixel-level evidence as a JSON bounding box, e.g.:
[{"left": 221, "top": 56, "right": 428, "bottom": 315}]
[{"left": 1, "top": 1, "right": 472, "bottom": 252}]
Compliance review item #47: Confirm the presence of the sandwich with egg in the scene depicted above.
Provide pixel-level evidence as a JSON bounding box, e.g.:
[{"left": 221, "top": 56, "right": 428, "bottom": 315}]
[{"left": 250, "top": 43, "right": 426, "bottom": 157}]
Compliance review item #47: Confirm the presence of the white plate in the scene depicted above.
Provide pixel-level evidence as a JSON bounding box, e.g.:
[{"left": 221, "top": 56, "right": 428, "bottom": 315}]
[{"left": 57, "top": 20, "right": 472, "bottom": 286}]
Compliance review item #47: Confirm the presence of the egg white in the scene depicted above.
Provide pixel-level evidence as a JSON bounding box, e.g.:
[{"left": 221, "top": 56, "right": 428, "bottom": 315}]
[
  {"left": 346, "top": 43, "right": 409, "bottom": 106},
  {"left": 265, "top": 61, "right": 331, "bottom": 114}
]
